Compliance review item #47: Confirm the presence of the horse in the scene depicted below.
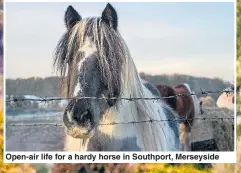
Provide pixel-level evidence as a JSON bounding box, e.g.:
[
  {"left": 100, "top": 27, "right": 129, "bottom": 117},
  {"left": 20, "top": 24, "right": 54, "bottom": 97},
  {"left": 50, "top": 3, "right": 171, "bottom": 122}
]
[
  {"left": 155, "top": 83, "right": 203, "bottom": 151},
  {"left": 54, "top": 3, "right": 180, "bottom": 151},
  {"left": 216, "top": 86, "right": 234, "bottom": 111}
]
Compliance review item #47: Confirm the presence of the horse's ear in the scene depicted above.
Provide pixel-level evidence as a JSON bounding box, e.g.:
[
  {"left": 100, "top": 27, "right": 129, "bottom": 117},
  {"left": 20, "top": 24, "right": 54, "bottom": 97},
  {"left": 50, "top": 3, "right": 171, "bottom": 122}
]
[
  {"left": 101, "top": 3, "right": 118, "bottom": 30},
  {"left": 65, "top": 6, "right": 82, "bottom": 30}
]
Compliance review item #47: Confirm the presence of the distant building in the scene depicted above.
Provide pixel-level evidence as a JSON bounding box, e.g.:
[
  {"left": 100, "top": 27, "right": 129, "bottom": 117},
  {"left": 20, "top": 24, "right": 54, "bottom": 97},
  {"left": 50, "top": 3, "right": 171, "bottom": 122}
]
[{"left": 6, "top": 94, "right": 68, "bottom": 111}]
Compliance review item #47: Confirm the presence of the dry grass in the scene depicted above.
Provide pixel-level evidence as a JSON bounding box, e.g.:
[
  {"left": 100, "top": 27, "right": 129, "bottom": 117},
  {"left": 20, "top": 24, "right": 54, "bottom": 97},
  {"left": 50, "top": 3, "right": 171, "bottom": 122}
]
[
  {"left": 191, "top": 97, "right": 234, "bottom": 151},
  {"left": 199, "top": 96, "right": 217, "bottom": 107}
]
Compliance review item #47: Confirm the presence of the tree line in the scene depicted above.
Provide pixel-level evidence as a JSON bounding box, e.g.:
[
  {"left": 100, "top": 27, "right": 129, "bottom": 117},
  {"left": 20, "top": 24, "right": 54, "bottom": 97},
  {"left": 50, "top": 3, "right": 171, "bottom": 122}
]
[{"left": 6, "top": 73, "right": 231, "bottom": 101}]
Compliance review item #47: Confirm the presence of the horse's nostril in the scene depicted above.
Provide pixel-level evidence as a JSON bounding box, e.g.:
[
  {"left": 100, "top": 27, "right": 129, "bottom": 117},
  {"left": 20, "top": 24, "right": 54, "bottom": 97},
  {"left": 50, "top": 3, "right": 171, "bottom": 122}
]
[
  {"left": 73, "top": 110, "right": 93, "bottom": 125},
  {"left": 80, "top": 111, "right": 88, "bottom": 120}
]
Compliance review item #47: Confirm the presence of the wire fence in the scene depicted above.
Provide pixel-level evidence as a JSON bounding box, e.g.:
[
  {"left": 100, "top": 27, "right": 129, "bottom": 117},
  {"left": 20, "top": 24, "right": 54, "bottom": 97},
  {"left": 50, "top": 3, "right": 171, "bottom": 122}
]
[
  {"left": 6, "top": 88, "right": 234, "bottom": 103},
  {"left": 5, "top": 88, "right": 235, "bottom": 151},
  {"left": 5, "top": 117, "right": 235, "bottom": 127},
  {"left": 5, "top": 88, "right": 235, "bottom": 128}
]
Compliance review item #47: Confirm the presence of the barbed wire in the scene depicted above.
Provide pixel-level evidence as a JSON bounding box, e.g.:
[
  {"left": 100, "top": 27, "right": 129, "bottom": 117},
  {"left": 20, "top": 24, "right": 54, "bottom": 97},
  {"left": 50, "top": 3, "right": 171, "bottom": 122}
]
[
  {"left": 6, "top": 89, "right": 234, "bottom": 103},
  {"left": 5, "top": 88, "right": 235, "bottom": 128},
  {"left": 5, "top": 117, "right": 234, "bottom": 127}
]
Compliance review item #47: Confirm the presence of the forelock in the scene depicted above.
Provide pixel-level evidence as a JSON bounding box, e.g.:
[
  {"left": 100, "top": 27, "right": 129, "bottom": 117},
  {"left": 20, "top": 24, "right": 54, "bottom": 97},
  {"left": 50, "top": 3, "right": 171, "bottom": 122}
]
[{"left": 54, "top": 17, "right": 127, "bottom": 97}]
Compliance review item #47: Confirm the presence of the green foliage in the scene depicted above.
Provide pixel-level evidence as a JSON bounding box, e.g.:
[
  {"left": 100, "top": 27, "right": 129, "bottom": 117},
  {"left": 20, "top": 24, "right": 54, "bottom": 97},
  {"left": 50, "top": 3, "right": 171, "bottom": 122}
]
[
  {"left": 237, "top": 0, "right": 241, "bottom": 111},
  {"left": 36, "top": 167, "right": 48, "bottom": 173},
  {"left": 135, "top": 164, "right": 212, "bottom": 173},
  {"left": 31, "top": 164, "right": 49, "bottom": 173},
  {"left": 50, "top": 163, "right": 212, "bottom": 173},
  {"left": 237, "top": 124, "right": 241, "bottom": 138}
]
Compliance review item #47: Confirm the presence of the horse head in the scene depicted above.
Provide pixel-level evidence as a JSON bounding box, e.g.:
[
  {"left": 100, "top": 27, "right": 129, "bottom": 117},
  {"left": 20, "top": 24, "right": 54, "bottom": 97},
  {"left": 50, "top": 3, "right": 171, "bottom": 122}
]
[
  {"left": 54, "top": 3, "right": 125, "bottom": 139},
  {"left": 155, "top": 84, "right": 177, "bottom": 111}
]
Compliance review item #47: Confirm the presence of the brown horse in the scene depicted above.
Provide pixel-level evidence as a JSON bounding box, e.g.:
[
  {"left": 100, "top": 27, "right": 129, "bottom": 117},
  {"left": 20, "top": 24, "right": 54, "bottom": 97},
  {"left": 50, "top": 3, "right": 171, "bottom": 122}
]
[{"left": 156, "top": 83, "right": 203, "bottom": 151}]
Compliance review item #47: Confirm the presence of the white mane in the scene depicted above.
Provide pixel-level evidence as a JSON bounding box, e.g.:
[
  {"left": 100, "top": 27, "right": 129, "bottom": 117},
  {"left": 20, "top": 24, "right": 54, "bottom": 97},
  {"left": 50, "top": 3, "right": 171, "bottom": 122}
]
[
  {"left": 98, "top": 46, "right": 178, "bottom": 151},
  {"left": 63, "top": 18, "right": 178, "bottom": 151}
]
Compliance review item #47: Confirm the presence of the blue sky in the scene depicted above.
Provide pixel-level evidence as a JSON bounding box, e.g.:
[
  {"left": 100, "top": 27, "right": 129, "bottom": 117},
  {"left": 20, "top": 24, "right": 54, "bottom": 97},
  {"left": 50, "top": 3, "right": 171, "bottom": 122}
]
[{"left": 5, "top": 2, "right": 234, "bottom": 82}]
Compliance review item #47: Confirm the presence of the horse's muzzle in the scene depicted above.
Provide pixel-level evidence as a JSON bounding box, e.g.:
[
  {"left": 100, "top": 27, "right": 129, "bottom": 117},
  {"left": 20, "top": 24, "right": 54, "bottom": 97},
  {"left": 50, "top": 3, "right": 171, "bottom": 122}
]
[{"left": 63, "top": 110, "right": 95, "bottom": 138}]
